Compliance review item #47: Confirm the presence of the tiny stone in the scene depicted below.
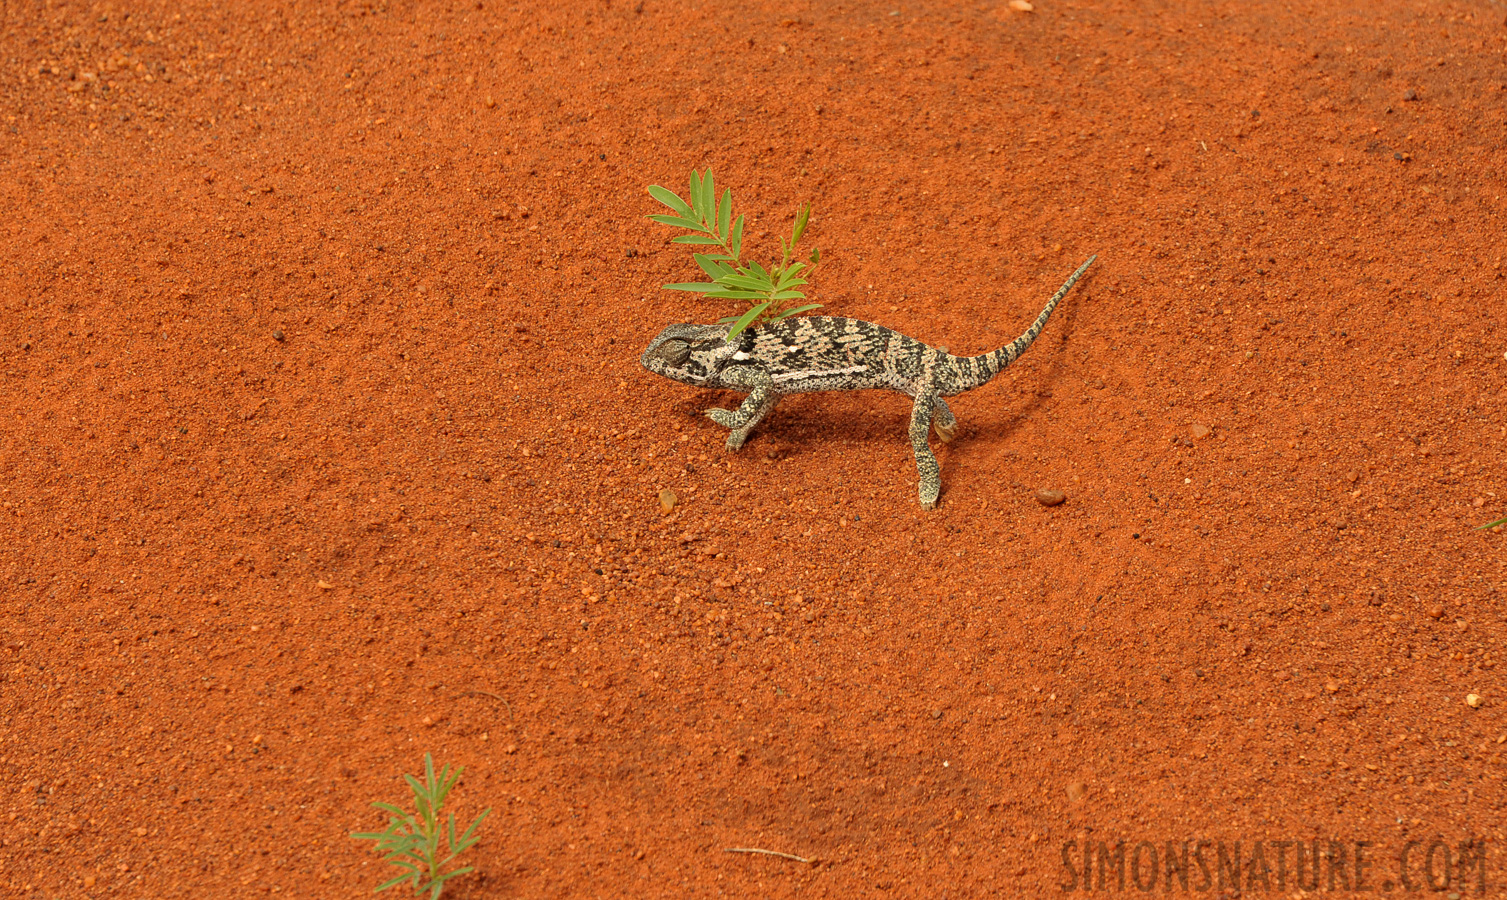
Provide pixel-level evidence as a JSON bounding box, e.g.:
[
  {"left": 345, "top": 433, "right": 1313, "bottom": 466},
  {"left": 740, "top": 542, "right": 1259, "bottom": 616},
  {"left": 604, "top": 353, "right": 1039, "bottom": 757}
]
[
  {"left": 1009, "top": 0, "right": 1034, "bottom": 9},
  {"left": 1065, "top": 781, "right": 1086, "bottom": 801},
  {"left": 1035, "top": 488, "right": 1066, "bottom": 507},
  {"left": 272, "top": 330, "right": 284, "bottom": 342},
  {"left": 658, "top": 489, "right": 678, "bottom": 514},
  {"left": 1428, "top": 605, "right": 1444, "bottom": 619},
  {"left": 1403, "top": 89, "right": 1418, "bottom": 101},
  {"left": 1466, "top": 694, "right": 1482, "bottom": 708},
  {"left": 1189, "top": 423, "right": 1211, "bottom": 440}
]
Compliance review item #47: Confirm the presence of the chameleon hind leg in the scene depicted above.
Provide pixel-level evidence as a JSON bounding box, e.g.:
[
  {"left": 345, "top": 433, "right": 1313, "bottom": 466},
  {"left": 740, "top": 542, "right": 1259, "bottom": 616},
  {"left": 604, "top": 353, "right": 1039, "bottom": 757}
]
[
  {"left": 932, "top": 396, "right": 958, "bottom": 443},
  {"left": 909, "top": 391, "right": 942, "bottom": 510},
  {"left": 706, "top": 369, "right": 779, "bottom": 451}
]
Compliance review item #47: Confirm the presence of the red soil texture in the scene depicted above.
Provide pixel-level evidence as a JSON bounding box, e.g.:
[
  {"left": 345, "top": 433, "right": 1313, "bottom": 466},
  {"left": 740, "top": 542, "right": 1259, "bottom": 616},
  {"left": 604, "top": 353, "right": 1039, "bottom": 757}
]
[{"left": 3, "top": 0, "right": 1506, "bottom": 897}]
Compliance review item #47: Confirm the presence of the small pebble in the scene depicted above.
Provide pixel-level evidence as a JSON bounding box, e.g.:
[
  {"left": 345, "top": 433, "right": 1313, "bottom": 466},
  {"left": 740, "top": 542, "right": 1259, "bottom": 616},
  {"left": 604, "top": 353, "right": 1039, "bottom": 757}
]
[
  {"left": 1009, "top": 0, "right": 1034, "bottom": 9},
  {"left": 1428, "top": 605, "right": 1444, "bottom": 619},
  {"left": 272, "top": 330, "right": 284, "bottom": 342},
  {"left": 1035, "top": 488, "right": 1066, "bottom": 507},
  {"left": 1065, "top": 781, "right": 1086, "bottom": 801},
  {"left": 1403, "top": 89, "right": 1419, "bottom": 101},
  {"left": 1189, "top": 423, "right": 1211, "bottom": 439},
  {"left": 1466, "top": 694, "right": 1483, "bottom": 708},
  {"left": 658, "top": 489, "right": 678, "bottom": 514}
]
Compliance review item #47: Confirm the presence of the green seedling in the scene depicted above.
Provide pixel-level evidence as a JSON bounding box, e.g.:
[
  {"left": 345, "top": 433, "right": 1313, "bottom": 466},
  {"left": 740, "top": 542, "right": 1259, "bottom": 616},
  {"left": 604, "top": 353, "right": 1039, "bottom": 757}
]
[
  {"left": 351, "top": 753, "right": 491, "bottom": 899},
  {"left": 647, "top": 168, "right": 822, "bottom": 339},
  {"left": 1478, "top": 515, "right": 1506, "bottom": 531}
]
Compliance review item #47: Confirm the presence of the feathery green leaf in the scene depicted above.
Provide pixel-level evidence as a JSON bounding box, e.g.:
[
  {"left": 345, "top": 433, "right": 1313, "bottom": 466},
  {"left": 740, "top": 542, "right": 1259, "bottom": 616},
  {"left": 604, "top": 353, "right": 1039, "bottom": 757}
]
[
  {"left": 647, "top": 171, "right": 824, "bottom": 338},
  {"left": 647, "top": 185, "right": 692, "bottom": 216},
  {"left": 353, "top": 754, "right": 490, "bottom": 900},
  {"left": 646, "top": 214, "right": 706, "bottom": 231},
  {"left": 705, "top": 289, "right": 771, "bottom": 300},
  {"left": 727, "top": 302, "right": 771, "bottom": 339},
  {"left": 792, "top": 202, "right": 811, "bottom": 243},
  {"left": 772, "top": 303, "right": 823, "bottom": 318}
]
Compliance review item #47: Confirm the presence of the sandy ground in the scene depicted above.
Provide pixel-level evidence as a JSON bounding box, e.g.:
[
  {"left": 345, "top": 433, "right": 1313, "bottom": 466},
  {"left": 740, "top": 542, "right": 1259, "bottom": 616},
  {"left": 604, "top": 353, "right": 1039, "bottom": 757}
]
[{"left": 2, "top": 0, "right": 1506, "bottom": 896}]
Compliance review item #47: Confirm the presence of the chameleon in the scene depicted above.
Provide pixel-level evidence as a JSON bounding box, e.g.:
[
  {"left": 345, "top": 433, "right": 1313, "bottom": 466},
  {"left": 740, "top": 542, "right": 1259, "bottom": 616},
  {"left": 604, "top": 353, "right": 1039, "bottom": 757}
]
[{"left": 641, "top": 255, "right": 1095, "bottom": 509}]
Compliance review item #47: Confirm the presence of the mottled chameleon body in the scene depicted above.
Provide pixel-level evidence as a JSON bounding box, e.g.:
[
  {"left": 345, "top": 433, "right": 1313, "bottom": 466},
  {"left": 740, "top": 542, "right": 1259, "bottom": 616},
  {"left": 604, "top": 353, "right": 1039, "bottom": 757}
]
[{"left": 642, "top": 256, "right": 1095, "bottom": 509}]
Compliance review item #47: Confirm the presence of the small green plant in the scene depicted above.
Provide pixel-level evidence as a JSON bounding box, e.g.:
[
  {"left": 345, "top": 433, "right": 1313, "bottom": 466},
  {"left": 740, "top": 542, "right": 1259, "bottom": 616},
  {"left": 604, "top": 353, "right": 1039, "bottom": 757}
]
[
  {"left": 1479, "top": 514, "right": 1506, "bottom": 531},
  {"left": 351, "top": 753, "right": 491, "bottom": 899},
  {"left": 647, "top": 168, "right": 822, "bottom": 339}
]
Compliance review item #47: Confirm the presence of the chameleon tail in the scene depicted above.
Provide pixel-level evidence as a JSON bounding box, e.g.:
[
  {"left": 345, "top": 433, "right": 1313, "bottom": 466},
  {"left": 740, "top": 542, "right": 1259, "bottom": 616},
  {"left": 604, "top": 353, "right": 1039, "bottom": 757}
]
[{"left": 945, "top": 255, "right": 1096, "bottom": 395}]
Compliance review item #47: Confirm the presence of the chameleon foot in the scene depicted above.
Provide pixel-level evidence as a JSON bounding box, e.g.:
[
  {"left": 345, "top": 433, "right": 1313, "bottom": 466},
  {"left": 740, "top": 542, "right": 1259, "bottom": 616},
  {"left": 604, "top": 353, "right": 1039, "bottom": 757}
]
[{"left": 918, "top": 479, "right": 941, "bottom": 510}]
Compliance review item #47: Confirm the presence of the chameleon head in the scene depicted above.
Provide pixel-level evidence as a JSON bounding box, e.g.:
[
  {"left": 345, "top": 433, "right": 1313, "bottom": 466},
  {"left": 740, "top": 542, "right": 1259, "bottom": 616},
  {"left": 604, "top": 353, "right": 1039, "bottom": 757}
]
[{"left": 641, "top": 323, "right": 741, "bottom": 387}]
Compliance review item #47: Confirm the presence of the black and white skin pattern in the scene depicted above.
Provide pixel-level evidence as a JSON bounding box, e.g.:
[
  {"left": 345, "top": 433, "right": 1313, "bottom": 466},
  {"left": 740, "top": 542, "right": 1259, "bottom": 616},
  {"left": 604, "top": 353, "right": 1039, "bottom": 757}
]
[{"left": 641, "top": 256, "right": 1095, "bottom": 509}]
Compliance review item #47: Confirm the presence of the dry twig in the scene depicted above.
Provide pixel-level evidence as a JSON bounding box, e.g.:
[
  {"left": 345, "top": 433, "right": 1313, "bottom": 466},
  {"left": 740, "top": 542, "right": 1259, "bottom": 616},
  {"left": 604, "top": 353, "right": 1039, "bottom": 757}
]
[
  {"left": 724, "top": 847, "right": 813, "bottom": 864},
  {"left": 459, "top": 690, "right": 514, "bottom": 719}
]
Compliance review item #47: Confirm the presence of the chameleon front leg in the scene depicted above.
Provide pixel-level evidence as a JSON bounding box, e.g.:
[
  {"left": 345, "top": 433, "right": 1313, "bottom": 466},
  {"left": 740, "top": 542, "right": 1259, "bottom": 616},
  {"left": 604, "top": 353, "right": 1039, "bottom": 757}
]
[
  {"left": 706, "top": 367, "right": 779, "bottom": 451},
  {"left": 909, "top": 390, "right": 942, "bottom": 510},
  {"left": 932, "top": 396, "right": 958, "bottom": 443}
]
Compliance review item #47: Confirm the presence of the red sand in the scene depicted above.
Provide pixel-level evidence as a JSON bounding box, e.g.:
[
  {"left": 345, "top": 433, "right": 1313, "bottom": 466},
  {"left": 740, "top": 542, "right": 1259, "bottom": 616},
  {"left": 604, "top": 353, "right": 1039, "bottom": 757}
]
[{"left": 2, "top": 0, "right": 1505, "bottom": 896}]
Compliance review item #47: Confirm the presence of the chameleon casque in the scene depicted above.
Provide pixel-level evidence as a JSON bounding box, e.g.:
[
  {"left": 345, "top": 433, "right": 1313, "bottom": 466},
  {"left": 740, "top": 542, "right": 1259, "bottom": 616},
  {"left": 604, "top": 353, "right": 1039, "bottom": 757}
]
[{"left": 641, "top": 256, "right": 1095, "bottom": 509}]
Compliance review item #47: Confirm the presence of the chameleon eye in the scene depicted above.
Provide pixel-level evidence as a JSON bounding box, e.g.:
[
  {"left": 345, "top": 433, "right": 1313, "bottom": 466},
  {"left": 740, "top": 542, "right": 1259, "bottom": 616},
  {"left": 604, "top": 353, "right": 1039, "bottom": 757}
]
[{"left": 654, "top": 339, "right": 691, "bottom": 367}]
